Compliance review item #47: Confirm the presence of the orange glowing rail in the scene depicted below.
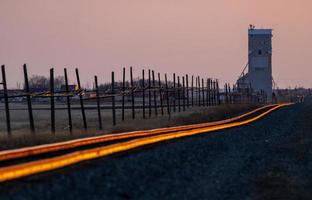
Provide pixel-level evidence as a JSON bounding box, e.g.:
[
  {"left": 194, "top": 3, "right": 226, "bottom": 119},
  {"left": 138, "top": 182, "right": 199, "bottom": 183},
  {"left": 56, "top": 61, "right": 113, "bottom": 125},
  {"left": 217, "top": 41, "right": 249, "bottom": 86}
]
[
  {"left": 0, "top": 103, "right": 292, "bottom": 182},
  {"left": 0, "top": 104, "right": 276, "bottom": 162}
]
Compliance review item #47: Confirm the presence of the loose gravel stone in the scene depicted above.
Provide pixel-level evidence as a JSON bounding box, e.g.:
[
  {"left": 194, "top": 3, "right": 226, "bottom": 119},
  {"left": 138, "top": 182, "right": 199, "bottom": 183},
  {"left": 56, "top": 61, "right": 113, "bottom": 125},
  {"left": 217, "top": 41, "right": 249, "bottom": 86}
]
[{"left": 1, "top": 100, "right": 312, "bottom": 200}]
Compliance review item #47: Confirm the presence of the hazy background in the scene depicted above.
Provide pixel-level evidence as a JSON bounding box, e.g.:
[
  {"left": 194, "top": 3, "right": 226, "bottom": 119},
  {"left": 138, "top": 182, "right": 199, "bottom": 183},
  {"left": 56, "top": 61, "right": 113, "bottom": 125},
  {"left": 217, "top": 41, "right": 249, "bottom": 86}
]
[{"left": 1, "top": 0, "right": 311, "bottom": 88}]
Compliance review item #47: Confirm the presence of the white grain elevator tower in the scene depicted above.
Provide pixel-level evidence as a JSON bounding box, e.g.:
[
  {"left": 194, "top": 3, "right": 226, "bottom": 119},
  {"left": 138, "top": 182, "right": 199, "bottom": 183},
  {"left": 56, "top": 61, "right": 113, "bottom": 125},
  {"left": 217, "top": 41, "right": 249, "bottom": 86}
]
[{"left": 238, "top": 25, "right": 273, "bottom": 102}]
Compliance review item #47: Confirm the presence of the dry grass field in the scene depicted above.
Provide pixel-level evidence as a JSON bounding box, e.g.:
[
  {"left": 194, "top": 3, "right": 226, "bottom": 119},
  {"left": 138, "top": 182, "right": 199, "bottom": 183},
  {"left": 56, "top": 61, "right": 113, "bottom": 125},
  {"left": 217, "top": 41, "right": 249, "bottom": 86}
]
[{"left": 0, "top": 103, "right": 260, "bottom": 150}]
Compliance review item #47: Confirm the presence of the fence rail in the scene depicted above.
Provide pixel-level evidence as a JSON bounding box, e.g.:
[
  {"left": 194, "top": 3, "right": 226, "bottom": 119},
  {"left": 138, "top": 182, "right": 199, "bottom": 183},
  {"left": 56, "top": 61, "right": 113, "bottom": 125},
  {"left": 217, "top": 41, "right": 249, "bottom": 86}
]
[{"left": 0, "top": 64, "right": 265, "bottom": 135}]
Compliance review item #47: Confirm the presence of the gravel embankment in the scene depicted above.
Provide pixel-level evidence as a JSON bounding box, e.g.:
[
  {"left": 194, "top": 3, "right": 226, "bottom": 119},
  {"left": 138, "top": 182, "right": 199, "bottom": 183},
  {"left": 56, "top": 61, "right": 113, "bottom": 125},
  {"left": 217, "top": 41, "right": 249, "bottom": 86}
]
[{"left": 0, "top": 100, "right": 312, "bottom": 200}]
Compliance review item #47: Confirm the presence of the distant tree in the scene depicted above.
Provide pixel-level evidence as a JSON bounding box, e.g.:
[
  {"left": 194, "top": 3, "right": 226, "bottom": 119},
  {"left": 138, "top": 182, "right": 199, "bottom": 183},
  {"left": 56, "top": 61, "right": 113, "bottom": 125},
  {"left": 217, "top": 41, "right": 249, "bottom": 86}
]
[
  {"left": 27, "top": 75, "right": 64, "bottom": 92},
  {"left": 28, "top": 75, "right": 49, "bottom": 92}
]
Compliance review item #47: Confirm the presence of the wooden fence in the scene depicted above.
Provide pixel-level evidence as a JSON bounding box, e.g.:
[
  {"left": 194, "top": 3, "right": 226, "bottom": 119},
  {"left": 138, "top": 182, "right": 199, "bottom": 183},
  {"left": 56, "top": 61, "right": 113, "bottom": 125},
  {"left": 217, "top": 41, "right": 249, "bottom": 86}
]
[{"left": 0, "top": 64, "right": 265, "bottom": 135}]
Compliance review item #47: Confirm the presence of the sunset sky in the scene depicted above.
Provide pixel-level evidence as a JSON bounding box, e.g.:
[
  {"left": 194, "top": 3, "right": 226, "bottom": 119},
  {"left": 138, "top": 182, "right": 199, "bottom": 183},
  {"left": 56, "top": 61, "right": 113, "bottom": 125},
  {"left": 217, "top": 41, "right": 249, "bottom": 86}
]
[{"left": 1, "top": 0, "right": 311, "bottom": 88}]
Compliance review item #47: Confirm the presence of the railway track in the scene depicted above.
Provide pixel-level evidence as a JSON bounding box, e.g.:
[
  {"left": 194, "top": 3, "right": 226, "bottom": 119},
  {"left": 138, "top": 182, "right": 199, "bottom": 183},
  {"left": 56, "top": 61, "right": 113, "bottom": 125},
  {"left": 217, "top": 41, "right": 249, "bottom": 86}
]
[{"left": 0, "top": 103, "right": 291, "bottom": 182}]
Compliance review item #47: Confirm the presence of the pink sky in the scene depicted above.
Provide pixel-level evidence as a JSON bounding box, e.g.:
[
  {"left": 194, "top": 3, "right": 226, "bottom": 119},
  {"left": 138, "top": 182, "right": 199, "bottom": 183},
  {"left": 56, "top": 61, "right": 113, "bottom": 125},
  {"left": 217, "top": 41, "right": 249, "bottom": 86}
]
[{"left": 1, "top": 0, "right": 312, "bottom": 88}]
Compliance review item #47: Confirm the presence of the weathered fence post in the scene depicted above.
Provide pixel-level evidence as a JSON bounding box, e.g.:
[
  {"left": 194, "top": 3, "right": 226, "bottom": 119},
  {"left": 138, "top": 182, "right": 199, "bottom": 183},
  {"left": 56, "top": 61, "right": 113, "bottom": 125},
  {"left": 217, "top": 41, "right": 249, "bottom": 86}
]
[
  {"left": 225, "top": 83, "right": 228, "bottom": 104},
  {"left": 186, "top": 74, "right": 189, "bottom": 108},
  {"left": 165, "top": 74, "right": 170, "bottom": 115},
  {"left": 211, "top": 79, "right": 214, "bottom": 106},
  {"left": 207, "top": 78, "right": 210, "bottom": 106},
  {"left": 202, "top": 78, "right": 205, "bottom": 106},
  {"left": 122, "top": 67, "right": 125, "bottom": 121},
  {"left": 211, "top": 80, "right": 214, "bottom": 105},
  {"left": 1, "top": 65, "right": 11, "bottom": 134},
  {"left": 182, "top": 76, "right": 186, "bottom": 111},
  {"left": 173, "top": 73, "right": 176, "bottom": 112},
  {"left": 216, "top": 80, "right": 219, "bottom": 105},
  {"left": 94, "top": 76, "right": 103, "bottom": 130},
  {"left": 111, "top": 71, "right": 116, "bottom": 125},
  {"left": 152, "top": 70, "right": 158, "bottom": 116},
  {"left": 158, "top": 73, "right": 164, "bottom": 115},
  {"left": 210, "top": 80, "right": 214, "bottom": 105},
  {"left": 50, "top": 68, "right": 55, "bottom": 133},
  {"left": 191, "top": 75, "right": 194, "bottom": 107},
  {"left": 198, "top": 76, "right": 201, "bottom": 106},
  {"left": 216, "top": 79, "right": 220, "bottom": 105},
  {"left": 225, "top": 83, "right": 232, "bottom": 104},
  {"left": 229, "top": 83, "right": 232, "bottom": 104},
  {"left": 232, "top": 83, "right": 234, "bottom": 104},
  {"left": 75, "top": 68, "right": 87, "bottom": 130},
  {"left": 195, "top": 76, "right": 198, "bottom": 106},
  {"left": 142, "top": 69, "right": 146, "bottom": 119},
  {"left": 177, "top": 76, "right": 181, "bottom": 112},
  {"left": 64, "top": 68, "right": 72, "bottom": 132},
  {"left": 130, "top": 67, "right": 135, "bottom": 119},
  {"left": 23, "top": 64, "right": 35, "bottom": 132},
  {"left": 206, "top": 79, "right": 209, "bottom": 106},
  {"left": 213, "top": 80, "right": 217, "bottom": 105},
  {"left": 148, "top": 69, "right": 152, "bottom": 117},
  {"left": 232, "top": 84, "right": 235, "bottom": 104},
  {"left": 228, "top": 83, "right": 232, "bottom": 104}
]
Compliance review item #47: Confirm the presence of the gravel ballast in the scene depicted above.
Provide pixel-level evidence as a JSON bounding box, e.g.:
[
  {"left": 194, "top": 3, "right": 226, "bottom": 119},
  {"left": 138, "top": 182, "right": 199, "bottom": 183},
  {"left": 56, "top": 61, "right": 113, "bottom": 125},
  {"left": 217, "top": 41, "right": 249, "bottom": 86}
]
[{"left": 0, "top": 100, "right": 312, "bottom": 200}]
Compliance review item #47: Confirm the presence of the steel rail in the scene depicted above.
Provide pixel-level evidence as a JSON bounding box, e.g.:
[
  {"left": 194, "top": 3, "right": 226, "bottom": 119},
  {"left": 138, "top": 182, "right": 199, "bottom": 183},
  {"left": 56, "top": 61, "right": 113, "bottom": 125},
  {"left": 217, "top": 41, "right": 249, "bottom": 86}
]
[
  {"left": 0, "top": 103, "right": 292, "bottom": 182},
  {"left": 0, "top": 105, "right": 275, "bottom": 162},
  {"left": 0, "top": 104, "right": 277, "bottom": 162}
]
